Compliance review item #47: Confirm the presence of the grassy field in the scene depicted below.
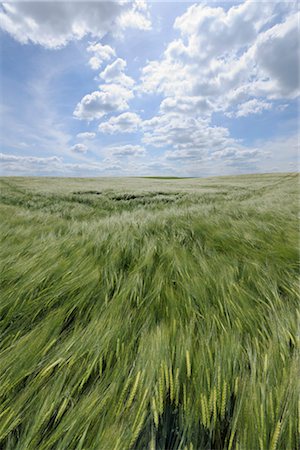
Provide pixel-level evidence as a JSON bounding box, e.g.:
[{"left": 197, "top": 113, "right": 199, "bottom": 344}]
[{"left": 0, "top": 173, "right": 299, "bottom": 450}]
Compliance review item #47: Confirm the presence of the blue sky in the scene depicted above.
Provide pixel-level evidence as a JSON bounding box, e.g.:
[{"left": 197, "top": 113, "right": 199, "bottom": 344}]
[{"left": 0, "top": 0, "right": 299, "bottom": 177}]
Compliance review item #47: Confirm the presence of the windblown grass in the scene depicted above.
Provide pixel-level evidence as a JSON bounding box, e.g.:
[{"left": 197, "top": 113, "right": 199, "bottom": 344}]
[{"left": 0, "top": 173, "right": 299, "bottom": 449}]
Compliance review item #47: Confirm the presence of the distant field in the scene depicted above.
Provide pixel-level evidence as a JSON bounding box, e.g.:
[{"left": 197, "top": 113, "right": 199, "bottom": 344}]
[{"left": 0, "top": 173, "right": 299, "bottom": 450}]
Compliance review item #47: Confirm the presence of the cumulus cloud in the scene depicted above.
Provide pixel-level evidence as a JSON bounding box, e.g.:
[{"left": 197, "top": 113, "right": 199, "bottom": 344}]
[
  {"left": 141, "top": 1, "right": 299, "bottom": 120},
  {"left": 160, "top": 96, "right": 214, "bottom": 115},
  {"left": 87, "top": 42, "right": 115, "bottom": 70},
  {"left": 141, "top": 58, "right": 188, "bottom": 96},
  {"left": 212, "top": 148, "right": 259, "bottom": 161},
  {"left": 76, "top": 132, "right": 96, "bottom": 140},
  {"left": 0, "top": 152, "right": 63, "bottom": 174},
  {"left": 116, "top": 0, "right": 151, "bottom": 33},
  {"left": 0, "top": 152, "right": 124, "bottom": 176},
  {"left": 74, "top": 84, "right": 133, "bottom": 120},
  {"left": 75, "top": 54, "right": 136, "bottom": 121},
  {"left": 142, "top": 113, "right": 232, "bottom": 152},
  {"left": 110, "top": 144, "right": 145, "bottom": 157},
  {"left": 172, "top": 1, "right": 277, "bottom": 62},
  {"left": 99, "top": 112, "right": 141, "bottom": 134},
  {"left": 100, "top": 58, "right": 135, "bottom": 87},
  {"left": 0, "top": 152, "right": 61, "bottom": 164},
  {"left": 226, "top": 99, "right": 272, "bottom": 118},
  {"left": 2, "top": 1, "right": 297, "bottom": 178},
  {"left": 136, "top": 0, "right": 299, "bottom": 170},
  {"left": 253, "top": 13, "right": 299, "bottom": 99},
  {"left": 0, "top": 1, "right": 151, "bottom": 49},
  {"left": 70, "top": 143, "right": 88, "bottom": 153},
  {"left": 141, "top": 111, "right": 268, "bottom": 174}
]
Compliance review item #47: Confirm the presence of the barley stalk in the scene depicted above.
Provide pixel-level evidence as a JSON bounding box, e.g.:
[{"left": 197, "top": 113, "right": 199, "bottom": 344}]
[
  {"left": 183, "top": 383, "right": 187, "bottom": 412},
  {"left": 212, "top": 386, "right": 217, "bottom": 426},
  {"left": 270, "top": 421, "right": 281, "bottom": 450},
  {"left": 164, "top": 363, "right": 169, "bottom": 391},
  {"left": 221, "top": 381, "right": 227, "bottom": 420},
  {"left": 158, "top": 372, "right": 164, "bottom": 415},
  {"left": 186, "top": 350, "right": 191, "bottom": 379},
  {"left": 117, "top": 377, "right": 131, "bottom": 415},
  {"left": 126, "top": 371, "right": 141, "bottom": 410},
  {"left": 169, "top": 368, "right": 174, "bottom": 402},
  {"left": 175, "top": 368, "right": 180, "bottom": 406},
  {"left": 234, "top": 376, "right": 239, "bottom": 396},
  {"left": 201, "top": 393, "right": 209, "bottom": 428},
  {"left": 129, "top": 410, "right": 146, "bottom": 448},
  {"left": 152, "top": 398, "right": 159, "bottom": 428}
]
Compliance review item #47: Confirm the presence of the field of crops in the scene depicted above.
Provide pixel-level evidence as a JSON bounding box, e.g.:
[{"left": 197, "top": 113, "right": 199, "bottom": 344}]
[{"left": 0, "top": 173, "right": 299, "bottom": 450}]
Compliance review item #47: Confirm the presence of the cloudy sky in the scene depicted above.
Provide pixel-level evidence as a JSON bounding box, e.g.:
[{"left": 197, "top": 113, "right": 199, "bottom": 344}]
[{"left": 0, "top": 0, "right": 299, "bottom": 177}]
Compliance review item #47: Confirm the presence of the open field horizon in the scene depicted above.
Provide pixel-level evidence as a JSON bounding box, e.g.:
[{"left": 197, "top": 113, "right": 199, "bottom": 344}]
[{"left": 0, "top": 173, "right": 299, "bottom": 449}]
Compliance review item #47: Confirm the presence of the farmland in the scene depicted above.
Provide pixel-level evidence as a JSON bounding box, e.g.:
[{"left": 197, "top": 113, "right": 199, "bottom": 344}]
[{"left": 0, "top": 173, "right": 299, "bottom": 449}]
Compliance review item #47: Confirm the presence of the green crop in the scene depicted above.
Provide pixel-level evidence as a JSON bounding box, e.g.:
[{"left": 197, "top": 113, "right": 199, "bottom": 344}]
[{"left": 0, "top": 173, "right": 299, "bottom": 449}]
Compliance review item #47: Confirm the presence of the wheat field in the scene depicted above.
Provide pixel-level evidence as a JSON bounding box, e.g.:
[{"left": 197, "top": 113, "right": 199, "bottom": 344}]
[{"left": 0, "top": 173, "right": 299, "bottom": 450}]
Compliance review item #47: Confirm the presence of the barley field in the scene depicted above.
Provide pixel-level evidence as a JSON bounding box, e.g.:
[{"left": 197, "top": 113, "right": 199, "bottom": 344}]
[{"left": 0, "top": 173, "right": 299, "bottom": 450}]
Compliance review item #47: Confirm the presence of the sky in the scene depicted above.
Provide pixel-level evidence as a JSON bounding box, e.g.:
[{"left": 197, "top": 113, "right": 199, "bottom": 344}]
[{"left": 0, "top": 0, "right": 299, "bottom": 177}]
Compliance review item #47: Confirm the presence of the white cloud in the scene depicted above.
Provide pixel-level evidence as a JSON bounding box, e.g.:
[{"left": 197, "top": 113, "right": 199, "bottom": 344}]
[
  {"left": 100, "top": 58, "right": 135, "bottom": 87},
  {"left": 140, "top": 1, "right": 299, "bottom": 120},
  {"left": 76, "top": 132, "right": 96, "bottom": 139},
  {"left": 0, "top": 152, "right": 63, "bottom": 174},
  {"left": 0, "top": 1, "right": 151, "bottom": 49},
  {"left": 0, "top": 152, "right": 61, "bottom": 164},
  {"left": 212, "top": 147, "right": 259, "bottom": 161},
  {"left": 1, "top": 1, "right": 297, "bottom": 178},
  {"left": 116, "top": 0, "right": 151, "bottom": 33},
  {"left": 87, "top": 42, "right": 115, "bottom": 70},
  {"left": 140, "top": 110, "right": 272, "bottom": 174},
  {"left": 70, "top": 143, "right": 88, "bottom": 154},
  {"left": 160, "top": 96, "right": 214, "bottom": 116},
  {"left": 110, "top": 144, "right": 145, "bottom": 157},
  {"left": 226, "top": 99, "right": 272, "bottom": 118},
  {"left": 142, "top": 113, "right": 233, "bottom": 152},
  {"left": 141, "top": 58, "right": 188, "bottom": 96},
  {"left": 172, "top": 1, "right": 277, "bottom": 62},
  {"left": 0, "top": 152, "right": 120, "bottom": 176},
  {"left": 99, "top": 112, "right": 141, "bottom": 134},
  {"left": 1, "top": 132, "right": 297, "bottom": 177},
  {"left": 253, "top": 13, "right": 299, "bottom": 99},
  {"left": 75, "top": 54, "right": 136, "bottom": 121},
  {"left": 117, "top": 9, "right": 151, "bottom": 33},
  {"left": 74, "top": 84, "right": 133, "bottom": 120},
  {"left": 88, "top": 57, "right": 103, "bottom": 71},
  {"left": 159, "top": 132, "right": 299, "bottom": 176},
  {"left": 137, "top": 1, "right": 299, "bottom": 171},
  {"left": 75, "top": 43, "right": 136, "bottom": 123}
]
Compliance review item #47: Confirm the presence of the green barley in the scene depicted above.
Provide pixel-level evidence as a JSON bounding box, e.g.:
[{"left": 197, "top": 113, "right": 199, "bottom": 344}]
[
  {"left": 126, "top": 371, "right": 141, "bottom": 410},
  {"left": 201, "top": 394, "right": 209, "bottom": 428},
  {"left": 152, "top": 398, "right": 159, "bottom": 429},
  {"left": 269, "top": 421, "right": 281, "bottom": 450},
  {"left": 186, "top": 350, "right": 191, "bottom": 379},
  {"left": 220, "top": 381, "right": 227, "bottom": 420},
  {"left": 0, "top": 173, "right": 298, "bottom": 449},
  {"left": 175, "top": 368, "right": 180, "bottom": 407},
  {"left": 129, "top": 411, "right": 146, "bottom": 448},
  {"left": 169, "top": 367, "right": 174, "bottom": 403}
]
